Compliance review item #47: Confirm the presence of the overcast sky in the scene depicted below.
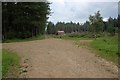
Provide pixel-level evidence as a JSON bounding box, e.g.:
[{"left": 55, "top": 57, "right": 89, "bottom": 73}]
[{"left": 48, "top": 0, "right": 119, "bottom": 24}]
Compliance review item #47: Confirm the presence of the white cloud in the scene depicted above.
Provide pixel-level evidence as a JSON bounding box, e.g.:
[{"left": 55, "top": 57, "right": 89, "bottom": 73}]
[
  {"left": 48, "top": 0, "right": 118, "bottom": 24},
  {"left": 103, "top": 18, "right": 109, "bottom": 22}
]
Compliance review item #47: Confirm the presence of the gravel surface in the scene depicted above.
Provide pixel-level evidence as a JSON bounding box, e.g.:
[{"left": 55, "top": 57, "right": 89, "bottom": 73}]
[{"left": 3, "top": 38, "right": 118, "bottom": 78}]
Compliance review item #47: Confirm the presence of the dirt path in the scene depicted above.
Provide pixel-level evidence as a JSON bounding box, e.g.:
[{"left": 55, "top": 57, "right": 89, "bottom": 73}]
[{"left": 3, "top": 38, "right": 118, "bottom": 78}]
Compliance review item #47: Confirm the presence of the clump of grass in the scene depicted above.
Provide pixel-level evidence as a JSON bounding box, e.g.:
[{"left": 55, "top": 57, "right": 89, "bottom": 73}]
[
  {"left": 2, "top": 49, "right": 20, "bottom": 77},
  {"left": 90, "top": 36, "right": 118, "bottom": 64}
]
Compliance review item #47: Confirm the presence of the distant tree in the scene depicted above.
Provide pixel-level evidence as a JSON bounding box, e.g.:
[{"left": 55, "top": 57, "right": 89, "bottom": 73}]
[
  {"left": 83, "top": 21, "right": 90, "bottom": 32},
  {"left": 47, "top": 22, "right": 55, "bottom": 34},
  {"left": 106, "top": 17, "right": 115, "bottom": 35},
  {"left": 89, "top": 11, "right": 104, "bottom": 33}
]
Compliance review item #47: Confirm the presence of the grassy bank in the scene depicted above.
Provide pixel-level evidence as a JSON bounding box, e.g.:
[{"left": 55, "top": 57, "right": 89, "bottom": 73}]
[
  {"left": 2, "top": 49, "right": 20, "bottom": 77},
  {"left": 90, "top": 36, "right": 118, "bottom": 64},
  {"left": 3, "top": 35, "right": 45, "bottom": 43}
]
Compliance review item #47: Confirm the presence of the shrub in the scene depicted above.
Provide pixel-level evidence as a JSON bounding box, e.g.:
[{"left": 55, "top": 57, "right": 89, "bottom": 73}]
[{"left": 68, "top": 32, "right": 85, "bottom": 38}]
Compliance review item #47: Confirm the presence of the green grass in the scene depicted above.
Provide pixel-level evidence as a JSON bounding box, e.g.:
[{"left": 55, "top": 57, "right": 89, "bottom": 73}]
[
  {"left": 74, "top": 36, "right": 118, "bottom": 64},
  {"left": 2, "top": 49, "right": 20, "bottom": 77},
  {"left": 3, "top": 35, "right": 45, "bottom": 43},
  {"left": 62, "top": 36, "right": 94, "bottom": 41},
  {"left": 90, "top": 36, "right": 118, "bottom": 64}
]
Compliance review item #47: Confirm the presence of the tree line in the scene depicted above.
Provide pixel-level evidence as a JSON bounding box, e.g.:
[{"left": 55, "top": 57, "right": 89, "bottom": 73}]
[
  {"left": 47, "top": 11, "right": 119, "bottom": 35},
  {"left": 2, "top": 2, "right": 50, "bottom": 41}
]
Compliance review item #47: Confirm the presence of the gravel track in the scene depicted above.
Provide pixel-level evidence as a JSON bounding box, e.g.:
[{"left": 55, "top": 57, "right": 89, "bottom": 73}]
[{"left": 3, "top": 38, "right": 118, "bottom": 78}]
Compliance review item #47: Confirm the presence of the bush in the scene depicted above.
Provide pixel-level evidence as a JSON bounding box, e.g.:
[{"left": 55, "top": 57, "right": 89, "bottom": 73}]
[
  {"left": 68, "top": 33, "right": 81, "bottom": 38},
  {"left": 67, "top": 32, "right": 88, "bottom": 38},
  {"left": 96, "top": 33, "right": 105, "bottom": 38},
  {"left": 67, "top": 32, "right": 97, "bottom": 38}
]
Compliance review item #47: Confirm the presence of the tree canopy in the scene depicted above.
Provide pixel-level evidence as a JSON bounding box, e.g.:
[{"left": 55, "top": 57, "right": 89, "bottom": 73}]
[{"left": 2, "top": 2, "right": 51, "bottom": 40}]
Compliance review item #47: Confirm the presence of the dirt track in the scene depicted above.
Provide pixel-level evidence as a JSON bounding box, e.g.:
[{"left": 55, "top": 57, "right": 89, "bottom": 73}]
[{"left": 3, "top": 38, "right": 118, "bottom": 78}]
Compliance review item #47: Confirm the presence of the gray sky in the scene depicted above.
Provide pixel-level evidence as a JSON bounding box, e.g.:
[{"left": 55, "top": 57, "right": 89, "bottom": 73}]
[{"left": 48, "top": 0, "right": 119, "bottom": 24}]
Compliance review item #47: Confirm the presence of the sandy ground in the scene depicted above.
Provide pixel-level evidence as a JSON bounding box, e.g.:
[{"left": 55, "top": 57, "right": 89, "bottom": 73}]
[{"left": 3, "top": 38, "right": 118, "bottom": 78}]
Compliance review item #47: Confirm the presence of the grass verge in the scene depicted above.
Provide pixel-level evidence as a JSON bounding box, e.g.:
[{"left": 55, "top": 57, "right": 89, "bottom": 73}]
[
  {"left": 3, "top": 35, "right": 45, "bottom": 43},
  {"left": 90, "top": 36, "right": 118, "bottom": 64},
  {"left": 74, "top": 36, "right": 118, "bottom": 64},
  {"left": 2, "top": 49, "right": 20, "bottom": 77}
]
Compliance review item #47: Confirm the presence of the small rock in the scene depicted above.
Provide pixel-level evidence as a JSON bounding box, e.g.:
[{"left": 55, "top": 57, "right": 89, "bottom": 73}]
[
  {"left": 106, "top": 69, "right": 110, "bottom": 72},
  {"left": 24, "top": 59, "right": 29, "bottom": 63},
  {"left": 101, "top": 64, "right": 105, "bottom": 66},
  {"left": 22, "top": 63, "right": 28, "bottom": 68},
  {"left": 22, "top": 69, "right": 27, "bottom": 73},
  {"left": 96, "top": 55, "right": 100, "bottom": 57},
  {"left": 24, "top": 61, "right": 26, "bottom": 63},
  {"left": 94, "top": 61, "right": 97, "bottom": 63},
  {"left": 19, "top": 71, "right": 23, "bottom": 74},
  {"left": 26, "top": 59, "right": 29, "bottom": 60}
]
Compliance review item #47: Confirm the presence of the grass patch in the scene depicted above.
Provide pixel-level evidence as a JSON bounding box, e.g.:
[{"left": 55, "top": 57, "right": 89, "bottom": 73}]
[
  {"left": 90, "top": 36, "right": 118, "bottom": 64},
  {"left": 2, "top": 49, "right": 20, "bottom": 77},
  {"left": 3, "top": 35, "right": 45, "bottom": 43},
  {"left": 63, "top": 37, "right": 94, "bottom": 41}
]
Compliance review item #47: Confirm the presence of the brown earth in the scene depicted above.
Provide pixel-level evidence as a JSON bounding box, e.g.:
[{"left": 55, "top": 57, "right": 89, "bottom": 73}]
[{"left": 3, "top": 38, "right": 118, "bottom": 78}]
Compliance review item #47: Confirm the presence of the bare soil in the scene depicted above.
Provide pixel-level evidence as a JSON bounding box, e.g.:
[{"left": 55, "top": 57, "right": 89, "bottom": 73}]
[{"left": 3, "top": 38, "right": 118, "bottom": 78}]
